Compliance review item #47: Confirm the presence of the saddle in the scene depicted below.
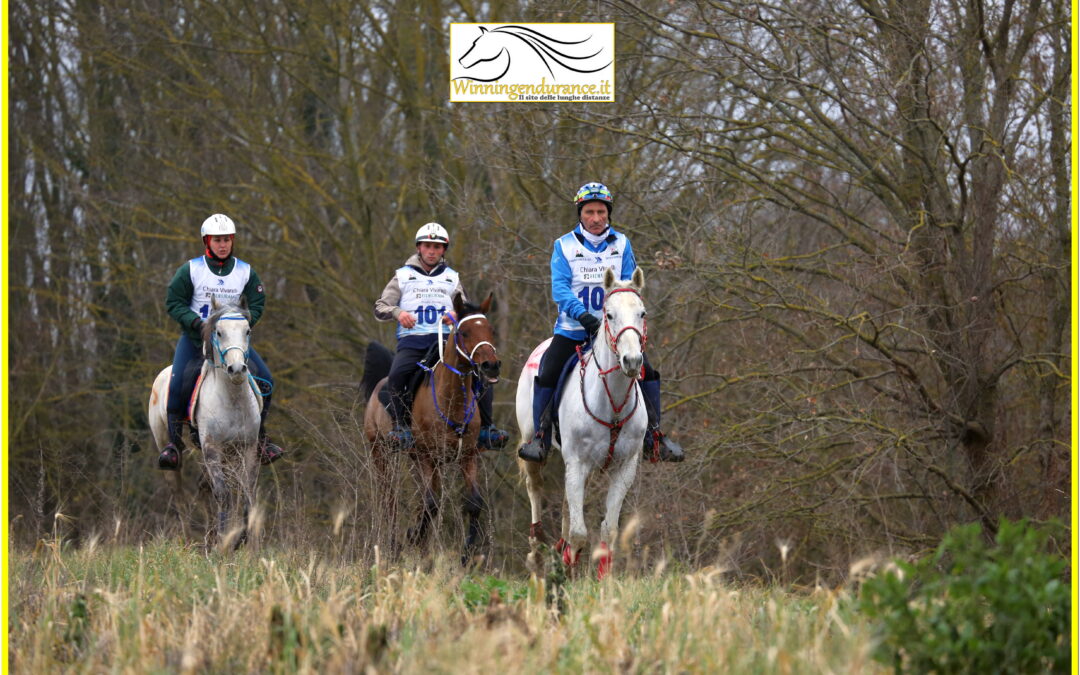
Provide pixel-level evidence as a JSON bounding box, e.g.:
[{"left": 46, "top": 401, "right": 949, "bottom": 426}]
[
  {"left": 376, "top": 342, "right": 442, "bottom": 418},
  {"left": 542, "top": 344, "right": 588, "bottom": 446}
]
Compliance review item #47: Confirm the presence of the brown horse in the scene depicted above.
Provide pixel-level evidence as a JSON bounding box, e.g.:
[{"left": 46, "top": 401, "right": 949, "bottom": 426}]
[{"left": 362, "top": 293, "right": 500, "bottom": 563}]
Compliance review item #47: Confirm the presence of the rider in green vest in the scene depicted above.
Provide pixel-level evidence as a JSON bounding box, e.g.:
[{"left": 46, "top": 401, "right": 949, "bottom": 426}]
[{"left": 158, "top": 214, "right": 284, "bottom": 470}]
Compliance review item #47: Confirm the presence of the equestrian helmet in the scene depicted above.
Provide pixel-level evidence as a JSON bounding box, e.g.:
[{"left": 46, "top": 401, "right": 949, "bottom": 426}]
[
  {"left": 415, "top": 222, "right": 450, "bottom": 248},
  {"left": 575, "top": 182, "right": 613, "bottom": 215},
  {"left": 200, "top": 213, "right": 237, "bottom": 237}
]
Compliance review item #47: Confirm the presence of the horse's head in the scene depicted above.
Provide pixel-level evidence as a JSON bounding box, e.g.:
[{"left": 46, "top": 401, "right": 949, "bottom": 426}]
[
  {"left": 451, "top": 292, "right": 500, "bottom": 384},
  {"left": 205, "top": 295, "right": 252, "bottom": 385},
  {"left": 458, "top": 26, "right": 505, "bottom": 69},
  {"left": 601, "top": 267, "right": 646, "bottom": 378}
]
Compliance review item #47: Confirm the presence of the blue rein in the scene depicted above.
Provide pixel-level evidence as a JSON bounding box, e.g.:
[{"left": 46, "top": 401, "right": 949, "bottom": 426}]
[{"left": 418, "top": 314, "right": 488, "bottom": 437}]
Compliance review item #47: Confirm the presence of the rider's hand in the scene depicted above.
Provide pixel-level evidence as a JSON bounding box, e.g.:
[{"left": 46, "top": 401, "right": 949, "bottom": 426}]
[
  {"left": 442, "top": 310, "right": 457, "bottom": 325},
  {"left": 578, "top": 312, "right": 601, "bottom": 336},
  {"left": 398, "top": 311, "right": 417, "bottom": 329},
  {"left": 190, "top": 317, "right": 204, "bottom": 332}
]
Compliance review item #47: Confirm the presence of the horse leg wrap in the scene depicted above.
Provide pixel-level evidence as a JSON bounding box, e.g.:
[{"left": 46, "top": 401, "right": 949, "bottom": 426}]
[
  {"left": 596, "top": 542, "right": 613, "bottom": 580},
  {"left": 530, "top": 521, "right": 546, "bottom": 544}
]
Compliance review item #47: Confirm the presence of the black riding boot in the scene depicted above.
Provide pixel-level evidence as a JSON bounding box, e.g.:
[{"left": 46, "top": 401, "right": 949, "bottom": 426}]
[
  {"left": 518, "top": 380, "right": 555, "bottom": 463},
  {"left": 478, "top": 385, "right": 508, "bottom": 450},
  {"left": 257, "top": 394, "right": 284, "bottom": 465},
  {"left": 641, "top": 379, "right": 684, "bottom": 462},
  {"left": 158, "top": 413, "right": 186, "bottom": 471}
]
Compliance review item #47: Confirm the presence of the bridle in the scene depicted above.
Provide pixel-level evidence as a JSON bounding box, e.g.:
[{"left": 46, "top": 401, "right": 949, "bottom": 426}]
[
  {"left": 419, "top": 312, "right": 498, "bottom": 437},
  {"left": 577, "top": 287, "right": 647, "bottom": 469},
  {"left": 210, "top": 313, "right": 251, "bottom": 367}
]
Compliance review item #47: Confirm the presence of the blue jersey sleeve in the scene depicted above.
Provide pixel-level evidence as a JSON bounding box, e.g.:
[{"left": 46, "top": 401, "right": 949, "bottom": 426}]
[
  {"left": 551, "top": 240, "right": 588, "bottom": 320},
  {"left": 620, "top": 237, "right": 637, "bottom": 280}
]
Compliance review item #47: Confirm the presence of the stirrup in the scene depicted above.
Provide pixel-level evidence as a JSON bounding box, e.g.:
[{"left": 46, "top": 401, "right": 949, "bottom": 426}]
[
  {"left": 158, "top": 443, "right": 182, "bottom": 471},
  {"left": 259, "top": 439, "right": 284, "bottom": 465},
  {"left": 644, "top": 429, "right": 684, "bottom": 463},
  {"left": 387, "top": 425, "right": 414, "bottom": 451},
  {"left": 478, "top": 425, "right": 509, "bottom": 450},
  {"left": 518, "top": 433, "right": 547, "bottom": 463}
]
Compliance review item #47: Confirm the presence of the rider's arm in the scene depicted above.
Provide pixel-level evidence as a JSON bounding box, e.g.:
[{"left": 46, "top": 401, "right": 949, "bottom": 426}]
[
  {"left": 551, "top": 239, "right": 589, "bottom": 320},
  {"left": 166, "top": 262, "right": 200, "bottom": 330},
  {"left": 374, "top": 276, "right": 404, "bottom": 322},
  {"left": 243, "top": 268, "right": 266, "bottom": 326},
  {"left": 620, "top": 237, "right": 638, "bottom": 281}
]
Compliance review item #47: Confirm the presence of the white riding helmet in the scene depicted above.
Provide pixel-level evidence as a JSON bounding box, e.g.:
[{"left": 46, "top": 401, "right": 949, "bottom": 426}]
[
  {"left": 415, "top": 222, "right": 450, "bottom": 247},
  {"left": 200, "top": 213, "right": 237, "bottom": 237}
]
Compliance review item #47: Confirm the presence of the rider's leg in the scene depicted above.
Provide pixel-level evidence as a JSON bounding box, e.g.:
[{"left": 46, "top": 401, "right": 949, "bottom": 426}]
[
  {"left": 640, "top": 358, "right": 684, "bottom": 462},
  {"left": 248, "top": 349, "right": 283, "bottom": 465},
  {"left": 160, "top": 335, "right": 199, "bottom": 471},
  {"left": 477, "top": 386, "right": 508, "bottom": 450},
  {"left": 518, "top": 335, "right": 580, "bottom": 463},
  {"left": 385, "top": 345, "right": 426, "bottom": 450}
]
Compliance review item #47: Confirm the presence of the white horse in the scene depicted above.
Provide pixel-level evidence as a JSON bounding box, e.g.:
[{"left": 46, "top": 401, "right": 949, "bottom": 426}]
[
  {"left": 516, "top": 267, "right": 648, "bottom": 579},
  {"left": 149, "top": 297, "right": 263, "bottom": 548}
]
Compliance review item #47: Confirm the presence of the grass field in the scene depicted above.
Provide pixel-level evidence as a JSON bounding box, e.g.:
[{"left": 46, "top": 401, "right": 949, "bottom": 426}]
[{"left": 9, "top": 536, "right": 886, "bottom": 673}]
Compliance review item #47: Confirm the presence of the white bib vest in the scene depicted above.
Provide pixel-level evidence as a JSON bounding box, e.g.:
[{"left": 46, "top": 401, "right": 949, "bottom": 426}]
[
  {"left": 555, "top": 231, "right": 629, "bottom": 333},
  {"left": 188, "top": 256, "right": 251, "bottom": 319},
  {"left": 395, "top": 265, "right": 459, "bottom": 338}
]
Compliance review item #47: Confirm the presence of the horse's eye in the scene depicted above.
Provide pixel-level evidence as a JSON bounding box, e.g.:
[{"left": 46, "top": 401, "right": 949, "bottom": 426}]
[
  {"left": 246, "top": 329, "right": 251, "bottom": 336},
  {"left": 606, "top": 313, "right": 613, "bottom": 320},
  {"left": 640, "top": 310, "right": 647, "bottom": 318}
]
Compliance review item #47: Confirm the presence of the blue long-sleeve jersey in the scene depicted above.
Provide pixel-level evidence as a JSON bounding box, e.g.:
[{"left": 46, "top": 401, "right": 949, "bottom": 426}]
[{"left": 550, "top": 224, "right": 637, "bottom": 340}]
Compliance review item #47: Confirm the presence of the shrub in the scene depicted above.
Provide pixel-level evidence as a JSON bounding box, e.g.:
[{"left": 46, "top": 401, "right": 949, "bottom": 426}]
[{"left": 858, "top": 518, "right": 1069, "bottom": 673}]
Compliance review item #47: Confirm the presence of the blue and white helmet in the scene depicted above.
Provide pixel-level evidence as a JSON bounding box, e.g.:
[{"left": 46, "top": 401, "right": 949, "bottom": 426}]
[{"left": 574, "top": 182, "right": 613, "bottom": 215}]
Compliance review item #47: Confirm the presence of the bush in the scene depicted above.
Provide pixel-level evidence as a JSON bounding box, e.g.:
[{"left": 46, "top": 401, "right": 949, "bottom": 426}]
[{"left": 858, "top": 518, "right": 1069, "bottom": 673}]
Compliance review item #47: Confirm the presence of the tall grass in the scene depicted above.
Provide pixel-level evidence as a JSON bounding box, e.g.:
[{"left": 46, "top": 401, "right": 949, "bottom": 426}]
[{"left": 9, "top": 536, "right": 884, "bottom": 673}]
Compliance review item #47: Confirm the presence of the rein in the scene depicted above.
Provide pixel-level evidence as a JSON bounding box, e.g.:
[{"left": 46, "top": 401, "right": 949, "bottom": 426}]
[
  {"left": 577, "top": 287, "right": 646, "bottom": 470},
  {"left": 209, "top": 312, "right": 271, "bottom": 397},
  {"left": 419, "top": 313, "right": 496, "bottom": 437}
]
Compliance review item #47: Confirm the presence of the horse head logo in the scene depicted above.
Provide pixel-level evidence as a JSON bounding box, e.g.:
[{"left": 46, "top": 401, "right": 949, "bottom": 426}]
[{"left": 455, "top": 25, "right": 612, "bottom": 83}]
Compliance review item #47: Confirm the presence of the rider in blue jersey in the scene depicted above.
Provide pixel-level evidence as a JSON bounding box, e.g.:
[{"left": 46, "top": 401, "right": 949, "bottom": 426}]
[
  {"left": 374, "top": 222, "right": 508, "bottom": 451},
  {"left": 518, "top": 183, "right": 684, "bottom": 464}
]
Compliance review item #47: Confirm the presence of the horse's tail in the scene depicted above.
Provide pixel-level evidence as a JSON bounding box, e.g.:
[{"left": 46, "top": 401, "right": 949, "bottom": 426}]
[{"left": 361, "top": 341, "right": 394, "bottom": 399}]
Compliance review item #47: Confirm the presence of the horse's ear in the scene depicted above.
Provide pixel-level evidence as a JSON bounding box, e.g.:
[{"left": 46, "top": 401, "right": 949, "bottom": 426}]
[
  {"left": 602, "top": 267, "right": 617, "bottom": 291},
  {"left": 452, "top": 292, "right": 466, "bottom": 317},
  {"left": 480, "top": 292, "right": 493, "bottom": 314},
  {"left": 631, "top": 267, "right": 645, "bottom": 291},
  {"left": 211, "top": 295, "right": 221, "bottom": 311},
  {"left": 479, "top": 26, "right": 488, "bottom": 33},
  {"left": 238, "top": 295, "right": 248, "bottom": 310}
]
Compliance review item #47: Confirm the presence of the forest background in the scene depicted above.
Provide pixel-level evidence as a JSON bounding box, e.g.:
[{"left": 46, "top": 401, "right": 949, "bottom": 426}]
[{"left": 7, "top": 0, "right": 1072, "bottom": 581}]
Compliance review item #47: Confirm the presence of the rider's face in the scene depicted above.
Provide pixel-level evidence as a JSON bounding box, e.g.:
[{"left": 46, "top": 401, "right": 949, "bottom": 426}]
[
  {"left": 417, "top": 241, "right": 446, "bottom": 268},
  {"left": 579, "top": 202, "right": 610, "bottom": 235},
  {"left": 207, "top": 235, "right": 234, "bottom": 258}
]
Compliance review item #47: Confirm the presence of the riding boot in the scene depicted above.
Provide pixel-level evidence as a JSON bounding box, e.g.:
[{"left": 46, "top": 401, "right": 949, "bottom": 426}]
[
  {"left": 158, "top": 413, "right": 186, "bottom": 471},
  {"left": 257, "top": 395, "right": 284, "bottom": 465},
  {"left": 518, "top": 381, "right": 555, "bottom": 463},
  {"left": 477, "top": 386, "right": 508, "bottom": 450},
  {"left": 640, "top": 379, "right": 684, "bottom": 462},
  {"left": 386, "top": 388, "right": 414, "bottom": 451}
]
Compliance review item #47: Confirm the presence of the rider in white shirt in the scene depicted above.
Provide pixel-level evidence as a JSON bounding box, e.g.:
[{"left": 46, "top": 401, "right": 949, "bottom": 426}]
[{"left": 374, "top": 223, "right": 508, "bottom": 451}]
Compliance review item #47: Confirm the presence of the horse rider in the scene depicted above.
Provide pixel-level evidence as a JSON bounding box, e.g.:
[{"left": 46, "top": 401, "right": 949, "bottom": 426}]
[
  {"left": 374, "top": 222, "right": 509, "bottom": 451},
  {"left": 517, "top": 182, "right": 685, "bottom": 464},
  {"left": 158, "top": 213, "right": 285, "bottom": 471}
]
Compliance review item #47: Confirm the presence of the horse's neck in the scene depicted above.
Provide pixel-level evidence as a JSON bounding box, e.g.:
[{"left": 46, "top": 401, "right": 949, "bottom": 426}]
[
  {"left": 583, "top": 337, "right": 633, "bottom": 411},
  {"left": 432, "top": 331, "right": 471, "bottom": 411}
]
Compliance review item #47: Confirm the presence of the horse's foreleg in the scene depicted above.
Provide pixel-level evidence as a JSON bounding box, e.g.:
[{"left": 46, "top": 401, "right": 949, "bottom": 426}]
[
  {"left": 460, "top": 454, "right": 484, "bottom": 566},
  {"left": 407, "top": 460, "right": 439, "bottom": 547},
  {"left": 562, "top": 454, "right": 589, "bottom": 566},
  {"left": 203, "top": 444, "right": 229, "bottom": 548},
  {"left": 237, "top": 447, "right": 259, "bottom": 550},
  {"left": 371, "top": 444, "right": 399, "bottom": 554},
  {"left": 520, "top": 458, "right": 547, "bottom": 574},
  {"left": 597, "top": 454, "right": 640, "bottom": 579}
]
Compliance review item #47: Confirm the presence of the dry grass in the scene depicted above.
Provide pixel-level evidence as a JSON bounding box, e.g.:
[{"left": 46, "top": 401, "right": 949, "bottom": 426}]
[{"left": 9, "top": 537, "right": 886, "bottom": 673}]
